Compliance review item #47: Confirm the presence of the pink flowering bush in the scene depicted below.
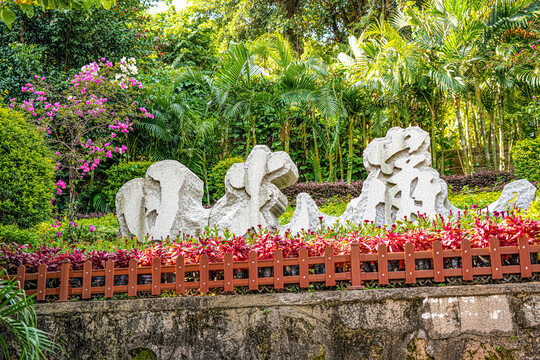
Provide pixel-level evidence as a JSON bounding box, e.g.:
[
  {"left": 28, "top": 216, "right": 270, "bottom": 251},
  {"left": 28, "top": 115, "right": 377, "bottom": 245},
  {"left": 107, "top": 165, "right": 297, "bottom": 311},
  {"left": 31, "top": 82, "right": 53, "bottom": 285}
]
[
  {"left": 11, "top": 58, "right": 152, "bottom": 239},
  {"left": 13, "top": 58, "right": 150, "bottom": 217}
]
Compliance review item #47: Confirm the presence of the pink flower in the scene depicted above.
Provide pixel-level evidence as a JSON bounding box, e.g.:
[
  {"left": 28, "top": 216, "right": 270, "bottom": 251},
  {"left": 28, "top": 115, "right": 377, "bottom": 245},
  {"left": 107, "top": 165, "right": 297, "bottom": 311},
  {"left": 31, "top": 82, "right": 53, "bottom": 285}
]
[{"left": 90, "top": 225, "right": 95, "bottom": 233}]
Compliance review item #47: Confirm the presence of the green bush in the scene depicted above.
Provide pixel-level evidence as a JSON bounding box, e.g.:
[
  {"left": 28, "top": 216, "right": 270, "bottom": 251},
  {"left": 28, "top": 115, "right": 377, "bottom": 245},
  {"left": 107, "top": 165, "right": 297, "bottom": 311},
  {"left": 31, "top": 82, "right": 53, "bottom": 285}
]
[
  {"left": 103, "top": 161, "right": 153, "bottom": 211},
  {"left": 35, "top": 214, "right": 119, "bottom": 244},
  {"left": 0, "top": 107, "right": 55, "bottom": 228},
  {"left": 0, "top": 224, "right": 39, "bottom": 245},
  {"left": 512, "top": 138, "right": 540, "bottom": 182},
  {"left": 208, "top": 156, "right": 244, "bottom": 202},
  {"left": 447, "top": 190, "right": 502, "bottom": 209}
]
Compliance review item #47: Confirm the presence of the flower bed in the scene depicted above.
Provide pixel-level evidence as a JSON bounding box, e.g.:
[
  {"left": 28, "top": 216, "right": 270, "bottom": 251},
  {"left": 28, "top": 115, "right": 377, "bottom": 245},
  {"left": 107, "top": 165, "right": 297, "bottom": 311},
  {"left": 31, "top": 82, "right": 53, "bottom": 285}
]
[{"left": 1, "top": 208, "right": 539, "bottom": 275}]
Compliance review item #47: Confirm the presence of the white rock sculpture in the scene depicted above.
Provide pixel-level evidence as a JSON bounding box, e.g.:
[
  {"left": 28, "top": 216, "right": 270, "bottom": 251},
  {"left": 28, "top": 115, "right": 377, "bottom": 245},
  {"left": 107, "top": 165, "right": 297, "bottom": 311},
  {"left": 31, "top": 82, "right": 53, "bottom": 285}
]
[
  {"left": 340, "top": 127, "right": 459, "bottom": 226},
  {"left": 277, "top": 193, "right": 337, "bottom": 234},
  {"left": 209, "top": 145, "right": 299, "bottom": 236},
  {"left": 486, "top": 179, "right": 537, "bottom": 213},
  {"left": 116, "top": 127, "right": 538, "bottom": 238},
  {"left": 116, "top": 160, "right": 209, "bottom": 239}
]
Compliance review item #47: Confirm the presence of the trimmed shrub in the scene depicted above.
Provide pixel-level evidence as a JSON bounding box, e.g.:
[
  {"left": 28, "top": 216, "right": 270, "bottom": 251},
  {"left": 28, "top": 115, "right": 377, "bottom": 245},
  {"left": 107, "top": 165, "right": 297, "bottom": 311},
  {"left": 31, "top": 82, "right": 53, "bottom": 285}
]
[
  {"left": 103, "top": 161, "right": 153, "bottom": 211},
  {"left": 208, "top": 156, "right": 244, "bottom": 202},
  {"left": 282, "top": 181, "right": 363, "bottom": 206},
  {"left": 512, "top": 138, "right": 540, "bottom": 183},
  {"left": 0, "top": 107, "right": 55, "bottom": 228},
  {"left": 441, "top": 170, "right": 517, "bottom": 193},
  {"left": 281, "top": 171, "right": 519, "bottom": 206},
  {"left": 0, "top": 224, "right": 39, "bottom": 245}
]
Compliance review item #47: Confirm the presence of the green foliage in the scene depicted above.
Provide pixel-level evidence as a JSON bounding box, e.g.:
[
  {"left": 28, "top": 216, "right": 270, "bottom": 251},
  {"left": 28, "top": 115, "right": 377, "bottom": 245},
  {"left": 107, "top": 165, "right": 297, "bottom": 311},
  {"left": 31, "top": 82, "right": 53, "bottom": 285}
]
[
  {"left": 524, "top": 198, "right": 540, "bottom": 220},
  {"left": 512, "top": 138, "right": 540, "bottom": 182},
  {"left": 0, "top": 107, "right": 55, "bottom": 228},
  {"left": 448, "top": 191, "right": 502, "bottom": 209},
  {"left": 279, "top": 197, "right": 350, "bottom": 225},
  {"left": 0, "top": 224, "right": 39, "bottom": 246},
  {"left": 208, "top": 156, "right": 244, "bottom": 201},
  {"left": 0, "top": 269, "right": 61, "bottom": 359},
  {"left": 103, "top": 161, "right": 152, "bottom": 210},
  {"left": 0, "top": 0, "right": 151, "bottom": 101},
  {"left": 279, "top": 191, "right": 506, "bottom": 225},
  {"left": 0, "top": 0, "right": 114, "bottom": 28},
  {"left": 35, "top": 213, "right": 119, "bottom": 244}
]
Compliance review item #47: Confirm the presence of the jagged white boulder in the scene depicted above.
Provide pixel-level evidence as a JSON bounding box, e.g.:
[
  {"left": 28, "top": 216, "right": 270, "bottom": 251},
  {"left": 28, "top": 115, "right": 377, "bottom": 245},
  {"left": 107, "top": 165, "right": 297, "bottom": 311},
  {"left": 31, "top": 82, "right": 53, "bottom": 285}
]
[
  {"left": 278, "top": 193, "right": 337, "bottom": 234},
  {"left": 340, "top": 127, "right": 459, "bottom": 226},
  {"left": 209, "top": 145, "right": 299, "bottom": 236},
  {"left": 116, "top": 160, "right": 209, "bottom": 240},
  {"left": 486, "top": 179, "right": 537, "bottom": 213}
]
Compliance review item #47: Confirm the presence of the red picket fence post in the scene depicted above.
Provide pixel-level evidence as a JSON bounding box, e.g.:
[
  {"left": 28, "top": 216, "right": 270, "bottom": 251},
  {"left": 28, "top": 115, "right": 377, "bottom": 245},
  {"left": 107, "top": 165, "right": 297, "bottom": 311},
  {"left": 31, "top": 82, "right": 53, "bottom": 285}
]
[
  {"left": 82, "top": 261, "right": 92, "bottom": 299},
  {"left": 37, "top": 264, "right": 47, "bottom": 301},
  {"left": 175, "top": 255, "right": 185, "bottom": 294},
  {"left": 299, "top": 247, "right": 309, "bottom": 288},
  {"left": 274, "top": 250, "right": 284, "bottom": 290},
  {"left": 199, "top": 254, "right": 209, "bottom": 293},
  {"left": 128, "top": 259, "right": 138, "bottom": 297},
  {"left": 16, "top": 265, "right": 25, "bottom": 291},
  {"left": 325, "top": 247, "right": 335, "bottom": 286},
  {"left": 432, "top": 240, "right": 444, "bottom": 282},
  {"left": 404, "top": 242, "right": 415, "bottom": 284},
  {"left": 152, "top": 257, "right": 161, "bottom": 296},
  {"left": 248, "top": 251, "right": 258, "bottom": 291},
  {"left": 224, "top": 253, "right": 233, "bottom": 292},
  {"left": 489, "top": 237, "right": 503, "bottom": 279},
  {"left": 59, "top": 259, "right": 71, "bottom": 302},
  {"left": 519, "top": 235, "right": 532, "bottom": 278},
  {"left": 349, "top": 241, "right": 363, "bottom": 289},
  {"left": 461, "top": 239, "right": 473, "bottom": 281},
  {"left": 105, "top": 260, "right": 114, "bottom": 298},
  {"left": 377, "top": 244, "right": 389, "bottom": 285}
]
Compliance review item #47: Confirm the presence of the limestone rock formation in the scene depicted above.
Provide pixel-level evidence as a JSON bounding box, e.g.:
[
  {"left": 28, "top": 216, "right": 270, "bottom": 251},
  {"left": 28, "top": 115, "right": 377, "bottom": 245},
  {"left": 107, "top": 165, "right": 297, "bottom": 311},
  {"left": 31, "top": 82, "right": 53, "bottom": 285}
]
[
  {"left": 340, "top": 127, "right": 459, "bottom": 226},
  {"left": 486, "top": 179, "right": 537, "bottom": 213},
  {"left": 116, "top": 160, "right": 209, "bottom": 239},
  {"left": 278, "top": 193, "right": 337, "bottom": 234},
  {"left": 209, "top": 145, "right": 299, "bottom": 236}
]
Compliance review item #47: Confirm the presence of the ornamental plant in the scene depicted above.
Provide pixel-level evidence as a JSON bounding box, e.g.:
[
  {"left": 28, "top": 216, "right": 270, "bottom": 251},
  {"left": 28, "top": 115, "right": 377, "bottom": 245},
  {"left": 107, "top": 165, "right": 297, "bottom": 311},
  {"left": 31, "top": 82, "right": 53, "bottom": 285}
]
[
  {"left": 0, "top": 107, "right": 55, "bottom": 228},
  {"left": 13, "top": 58, "right": 152, "bottom": 228},
  {"left": 1, "top": 208, "right": 540, "bottom": 274}
]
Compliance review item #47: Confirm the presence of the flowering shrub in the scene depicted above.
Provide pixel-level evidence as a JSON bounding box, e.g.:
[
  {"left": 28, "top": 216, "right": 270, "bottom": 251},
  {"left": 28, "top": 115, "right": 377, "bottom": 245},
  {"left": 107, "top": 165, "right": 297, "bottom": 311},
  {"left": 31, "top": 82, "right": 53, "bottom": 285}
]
[
  {"left": 13, "top": 58, "right": 150, "bottom": 220},
  {"left": 1, "top": 209, "right": 539, "bottom": 274}
]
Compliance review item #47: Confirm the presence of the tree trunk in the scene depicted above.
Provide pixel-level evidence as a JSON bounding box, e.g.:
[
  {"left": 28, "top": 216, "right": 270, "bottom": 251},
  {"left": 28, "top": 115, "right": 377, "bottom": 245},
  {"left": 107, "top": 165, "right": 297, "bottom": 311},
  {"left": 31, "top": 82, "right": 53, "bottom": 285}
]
[
  {"left": 453, "top": 95, "right": 468, "bottom": 173},
  {"left": 347, "top": 116, "right": 354, "bottom": 184},
  {"left": 313, "top": 128, "right": 322, "bottom": 183},
  {"left": 474, "top": 83, "right": 492, "bottom": 170},
  {"left": 497, "top": 84, "right": 505, "bottom": 170},
  {"left": 423, "top": 93, "right": 437, "bottom": 169},
  {"left": 464, "top": 99, "right": 474, "bottom": 173},
  {"left": 490, "top": 114, "right": 498, "bottom": 170}
]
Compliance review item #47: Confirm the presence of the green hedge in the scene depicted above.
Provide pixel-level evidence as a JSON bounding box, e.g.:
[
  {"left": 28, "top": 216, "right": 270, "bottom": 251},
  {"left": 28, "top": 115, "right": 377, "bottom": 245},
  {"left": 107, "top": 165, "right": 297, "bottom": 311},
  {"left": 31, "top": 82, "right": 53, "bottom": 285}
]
[
  {"left": 208, "top": 156, "right": 244, "bottom": 202},
  {"left": 0, "top": 107, "right": 55, "bottom": 228},
  {"left": 0, "top": 224, "right": 39, "bottom": 245},
  {"left": 103, "top": 161, "right": 153, "bottom": 211},
  {"left": 512, "top": 138, "right": 540, "bottom": 182}
]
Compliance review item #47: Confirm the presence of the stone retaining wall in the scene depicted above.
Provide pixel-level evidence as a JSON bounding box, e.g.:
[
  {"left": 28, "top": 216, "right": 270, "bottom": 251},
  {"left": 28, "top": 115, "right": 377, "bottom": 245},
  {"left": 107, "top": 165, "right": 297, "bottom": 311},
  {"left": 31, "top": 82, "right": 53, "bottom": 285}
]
[{"left": 33, "top": 283, "right": 540, "bottom": 360}]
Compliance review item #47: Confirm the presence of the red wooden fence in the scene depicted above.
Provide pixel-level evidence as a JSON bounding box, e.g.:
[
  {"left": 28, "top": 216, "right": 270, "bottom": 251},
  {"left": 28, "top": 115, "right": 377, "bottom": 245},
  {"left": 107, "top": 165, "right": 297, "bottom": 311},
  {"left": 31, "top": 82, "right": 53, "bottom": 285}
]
[{"left": 3, "top": 235, "right": 540, "bottom": 301}]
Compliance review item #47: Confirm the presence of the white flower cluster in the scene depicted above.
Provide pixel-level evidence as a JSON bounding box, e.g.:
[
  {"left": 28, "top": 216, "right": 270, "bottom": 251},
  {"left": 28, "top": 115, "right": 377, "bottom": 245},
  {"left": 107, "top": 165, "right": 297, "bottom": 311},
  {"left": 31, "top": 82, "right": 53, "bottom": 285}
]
[{"left": 120, "top": 57, "right": 138, "bottom": 76}]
